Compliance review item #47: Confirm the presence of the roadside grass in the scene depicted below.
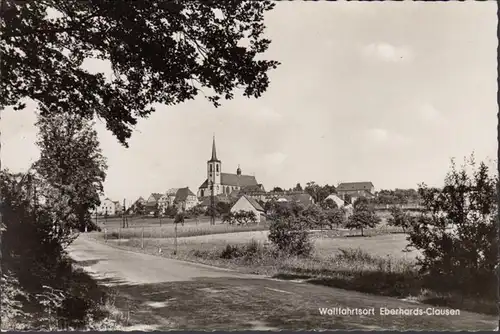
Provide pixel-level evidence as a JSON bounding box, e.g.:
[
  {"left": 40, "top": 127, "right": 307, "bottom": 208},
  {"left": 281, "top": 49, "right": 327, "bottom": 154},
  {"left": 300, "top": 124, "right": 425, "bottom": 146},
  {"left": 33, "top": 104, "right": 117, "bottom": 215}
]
[
  {"left": 90, "top": 234, "right": 496, "bottom": 316},
  {"left": 1, "top": 257, "right": 129, "bottom": 331}
]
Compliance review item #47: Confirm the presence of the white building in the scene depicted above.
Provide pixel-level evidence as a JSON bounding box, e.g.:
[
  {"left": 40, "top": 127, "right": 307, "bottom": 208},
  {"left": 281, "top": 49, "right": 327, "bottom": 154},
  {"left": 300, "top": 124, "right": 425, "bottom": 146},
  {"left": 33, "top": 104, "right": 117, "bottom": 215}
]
[
  {"left": 325, "top": 194, "right": 347, "bottom": 208},
  {"left": 97, "top": 198, "right": 116, "bottom": 216},
  {"left": 230, "top": 195, "right": 266, "bottom": 223}
]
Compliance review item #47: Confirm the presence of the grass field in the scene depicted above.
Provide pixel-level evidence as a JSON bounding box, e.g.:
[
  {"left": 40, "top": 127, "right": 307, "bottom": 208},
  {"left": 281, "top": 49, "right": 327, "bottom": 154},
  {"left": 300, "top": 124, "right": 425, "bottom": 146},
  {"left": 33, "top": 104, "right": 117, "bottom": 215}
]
[{"left": 98, "top": 220, "right": 270, "bottom": 240}]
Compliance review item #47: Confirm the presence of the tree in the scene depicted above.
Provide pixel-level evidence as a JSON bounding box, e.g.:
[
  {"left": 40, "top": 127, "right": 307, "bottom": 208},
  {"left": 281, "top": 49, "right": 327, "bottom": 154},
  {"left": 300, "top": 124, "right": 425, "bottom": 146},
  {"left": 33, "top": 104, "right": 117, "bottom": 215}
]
[
  {"left": 174, "top": 212, "right": 185, "bottom": 226},
  {"left": 187, "top": 205, "right": 205, "bottom": 224},
  {"left": 215, "top": 201, "right": 231, "bottom": 216},
  {"left": 164, "top": 205, "right": 178, "bottom": 219},
  {"left": 387, "top": 206, "right": 413, "bottom": 233},
  {"left": 407, "top": 154, "right": 497, "bottom": 297},
  {"left": 293, "top": 183, "right": 303, "bottom": 191},
  {"left": 1, "top": 1, "right": 280, "bottom": 146},
  {"left": 304, "top": 182, "right": 333, "bottom": 203},
  {"left": 345, "top": 197, "right": 380, "bottom": 236},
  {"left": 344, "top": 194, "right": 352, "bottom": 205},
  {"left": 135, "top": 202, "right": 145, "bottom": 216},
  {"left": 304, "top": 182, "right": 320, "bottom": 202},
  {"left": 153, "top": 203, "right": 161, "bottom": 218},
  {"left": 321, "top": 198, "right": 338, "bottom": 210},
  {"left": 267, "top": 202, "right": 313, "bottom": 257},
  {"left": 271, "top": 187, "right": 284, "bottom": 193},
  {"left": 34, "top": 112, "right": 107, "bottom": 232}
]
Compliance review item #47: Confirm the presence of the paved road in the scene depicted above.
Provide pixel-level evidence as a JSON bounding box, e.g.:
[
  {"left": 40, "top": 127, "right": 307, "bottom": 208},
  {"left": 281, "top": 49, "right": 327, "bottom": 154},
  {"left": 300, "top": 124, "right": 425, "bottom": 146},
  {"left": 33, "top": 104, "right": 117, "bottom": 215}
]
[{"left": 67, "top": 235, "right": 496, "bottom": 331}]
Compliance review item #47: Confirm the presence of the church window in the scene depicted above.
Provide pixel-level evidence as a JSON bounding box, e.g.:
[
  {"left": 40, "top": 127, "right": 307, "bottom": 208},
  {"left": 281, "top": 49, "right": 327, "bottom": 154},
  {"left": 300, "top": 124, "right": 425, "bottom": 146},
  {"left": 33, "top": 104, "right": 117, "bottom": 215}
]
[
  {"left": 209, "top": 164, "right": 213, "bottom": 172},
  {"left": 216, "top": 164, "right": 219, "bottom": 172}
]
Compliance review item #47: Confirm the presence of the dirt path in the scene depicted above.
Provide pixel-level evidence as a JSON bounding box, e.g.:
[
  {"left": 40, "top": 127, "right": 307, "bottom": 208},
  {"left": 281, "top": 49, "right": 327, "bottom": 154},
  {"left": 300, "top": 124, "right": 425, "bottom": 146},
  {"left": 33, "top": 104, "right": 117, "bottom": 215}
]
[{"left": 67, "top": 235, "right": 496, "bottom": 331}]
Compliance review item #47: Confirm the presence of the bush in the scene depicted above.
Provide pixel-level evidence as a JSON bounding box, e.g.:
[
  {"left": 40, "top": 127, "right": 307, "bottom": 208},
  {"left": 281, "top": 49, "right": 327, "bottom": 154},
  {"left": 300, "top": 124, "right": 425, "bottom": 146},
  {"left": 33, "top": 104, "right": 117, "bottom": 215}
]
[
  {"left": 220, "top": 244, "right": 243, "bottom": 259},
  {"left": 268, "top": 218, "right": 313, "bottom": 257},
  {"left": 407, "top": 154, "right": 497, "bottom": 297},
  {"left": 387, "top": 206, "right": 413, "bottom": 233}
]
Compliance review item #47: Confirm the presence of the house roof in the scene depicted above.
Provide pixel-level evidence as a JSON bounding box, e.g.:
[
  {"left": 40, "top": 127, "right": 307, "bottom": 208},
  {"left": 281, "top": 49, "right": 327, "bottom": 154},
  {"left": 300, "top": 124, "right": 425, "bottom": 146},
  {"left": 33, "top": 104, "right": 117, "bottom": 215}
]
[
  {"left": 239, "top": 195, "right": 264, "bottom": 212},
  {"left": 325, "top": 194, "right": 347, "bottom": 207},
  {"left": 174, "top": 187, "right": 196, "bottom": 202},
  {"left": 166, "top": 188, "right": 179, "bottom": 196},
  {"left": 337, "top": 182, "right": 374, "bottom": 192},
  {"left": 199, "top": 173, "right": 258, "bottom": 189},
  {"left": 290, "top": 193, "right": 314, "bottom": 206},
  {"left": 149, "top": 193, "right": 163, "bottom": 201},
  {"left": 240, "top": 184, "right": 265, "bottom": 194}
]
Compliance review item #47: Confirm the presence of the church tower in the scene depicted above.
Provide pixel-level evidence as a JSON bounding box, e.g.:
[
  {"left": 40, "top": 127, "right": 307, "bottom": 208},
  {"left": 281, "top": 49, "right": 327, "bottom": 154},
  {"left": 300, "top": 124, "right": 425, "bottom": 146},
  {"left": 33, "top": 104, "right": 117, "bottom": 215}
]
[{"left": 207, "top": 135, "right": 222, "bottom": 195}]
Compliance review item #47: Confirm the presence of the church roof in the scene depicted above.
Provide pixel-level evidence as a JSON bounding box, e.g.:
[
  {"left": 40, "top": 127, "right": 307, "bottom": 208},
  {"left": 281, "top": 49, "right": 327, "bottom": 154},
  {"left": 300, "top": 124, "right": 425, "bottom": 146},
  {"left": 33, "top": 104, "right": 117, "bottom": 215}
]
[
  {"left": 221, "top": 173, "right": 258, "bottom": 187},
  {"left": 209, "top": 135, "right": 220, "bottom": 162},
  {"left": 198, "top": 173, "right": 258, "bottom": 189}
]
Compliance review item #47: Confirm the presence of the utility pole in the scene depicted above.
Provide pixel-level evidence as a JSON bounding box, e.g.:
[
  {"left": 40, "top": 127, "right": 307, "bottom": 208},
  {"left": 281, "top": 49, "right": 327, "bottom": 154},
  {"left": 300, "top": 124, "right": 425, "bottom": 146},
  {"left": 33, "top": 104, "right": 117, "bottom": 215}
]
[
  {"left": 122, "top": 198, "right": 126, "bottom": 228},
  {"left": 210, "top": 181, "right": 215, "bottom": 225}
]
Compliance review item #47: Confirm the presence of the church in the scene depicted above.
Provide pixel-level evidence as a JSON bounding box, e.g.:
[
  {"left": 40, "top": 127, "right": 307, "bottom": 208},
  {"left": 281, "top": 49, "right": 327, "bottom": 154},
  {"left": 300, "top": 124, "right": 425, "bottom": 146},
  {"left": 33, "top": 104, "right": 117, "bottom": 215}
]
[{"left": 197, "top": 136, "right": 264, "bottom": 198}]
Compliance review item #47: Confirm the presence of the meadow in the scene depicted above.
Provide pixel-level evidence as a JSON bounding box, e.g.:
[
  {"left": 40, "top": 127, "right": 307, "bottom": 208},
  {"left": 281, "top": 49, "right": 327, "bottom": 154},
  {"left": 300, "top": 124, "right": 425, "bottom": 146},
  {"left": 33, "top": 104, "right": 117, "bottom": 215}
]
[{"left": 87, "top": 212, "right": 496, "bottom": 315}]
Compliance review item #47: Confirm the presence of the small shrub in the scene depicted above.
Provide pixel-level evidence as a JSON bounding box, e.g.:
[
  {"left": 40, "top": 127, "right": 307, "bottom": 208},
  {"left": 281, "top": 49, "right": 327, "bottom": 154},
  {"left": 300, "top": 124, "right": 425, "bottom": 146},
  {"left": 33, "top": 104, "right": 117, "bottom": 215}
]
[
  {"left": 220, "top": 244, "right": 243, "bottom": 259},
  {"left": 108, "top": 232, "right": 119, "bottom": 239}
]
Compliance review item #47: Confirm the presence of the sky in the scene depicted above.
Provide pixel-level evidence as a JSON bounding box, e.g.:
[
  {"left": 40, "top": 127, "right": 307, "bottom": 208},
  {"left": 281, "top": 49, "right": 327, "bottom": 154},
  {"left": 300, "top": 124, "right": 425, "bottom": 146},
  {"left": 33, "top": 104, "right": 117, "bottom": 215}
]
[{"left": 2, "top": 1, "right": 498, "bottom": 205}]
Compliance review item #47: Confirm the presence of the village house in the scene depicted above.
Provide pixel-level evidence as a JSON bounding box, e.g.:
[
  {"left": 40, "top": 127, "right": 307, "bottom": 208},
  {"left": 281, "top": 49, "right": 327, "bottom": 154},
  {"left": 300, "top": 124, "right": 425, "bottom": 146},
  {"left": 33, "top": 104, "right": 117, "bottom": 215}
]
[
  {"left": 198, "top": 136, "right": 262, "bottom": 198},
  {"left": 174, "top": 187, "right": 198, "bottom": 211},
  {"left": 336, "top": 182, "right": 375, "bottom": 203},
  {"left": 324, "top": 193, "right": 346, "bottom": 207},
  {"left": 145, "top": 193, "right": 163, "bottom": 215},
  {"left": 97, "top": 198, "right": 116, "bottom": 216},
  {"left": 230, "top": 195, "right": 266, "bottom": 223}
]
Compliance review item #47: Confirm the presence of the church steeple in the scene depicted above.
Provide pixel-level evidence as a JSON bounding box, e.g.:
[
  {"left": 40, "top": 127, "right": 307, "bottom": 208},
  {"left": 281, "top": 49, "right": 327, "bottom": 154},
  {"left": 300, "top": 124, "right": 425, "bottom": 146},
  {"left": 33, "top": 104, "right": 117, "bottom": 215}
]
[
  {"left": 207, "top": 135, "right": 222, "bottom": 193},
  {"left": 210, "top": 135, "right": 219, "bottom": 162}
]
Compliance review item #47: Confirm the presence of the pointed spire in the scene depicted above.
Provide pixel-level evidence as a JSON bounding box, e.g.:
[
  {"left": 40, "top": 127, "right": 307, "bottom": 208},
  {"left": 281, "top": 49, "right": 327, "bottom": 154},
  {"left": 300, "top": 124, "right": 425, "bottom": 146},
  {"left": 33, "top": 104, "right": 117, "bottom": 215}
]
[{"left": 210, "top": 134, "right": 218, "bottom": 161}]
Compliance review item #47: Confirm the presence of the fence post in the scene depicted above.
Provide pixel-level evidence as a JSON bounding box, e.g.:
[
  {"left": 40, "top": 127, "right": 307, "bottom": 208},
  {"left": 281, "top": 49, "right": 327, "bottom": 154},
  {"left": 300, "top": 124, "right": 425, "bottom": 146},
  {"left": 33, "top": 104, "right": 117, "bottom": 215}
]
[
  {"left": 104, "top": 228, "right": 107, "bottom": 242},
  {"left": 174, "top": 222, "right": 178, "bottom": 255},
  {"left": 118, "top": 226, "right": 121, "bottom": 246},
  {"left": 159, "top": 226, "right": 162, "bottom": 254},
  {"left": 141, "top": 226, "right": 144, "bottom": 249}
]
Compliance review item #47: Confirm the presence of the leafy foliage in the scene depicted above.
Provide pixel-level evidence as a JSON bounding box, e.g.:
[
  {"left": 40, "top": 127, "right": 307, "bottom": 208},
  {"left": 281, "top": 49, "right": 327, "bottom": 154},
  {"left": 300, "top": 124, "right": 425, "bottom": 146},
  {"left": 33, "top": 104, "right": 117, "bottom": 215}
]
[
  {"left": 304, "top": 181, "right": 336, "bottom": 203},
  {"left": 1, "top": 171, "right": 111, "bottom": 330},
  {"left": 373, "top": 188, "right": 421, "bottom": 205},
  {"left": 387, "top": 206, "right": 413, "bottom": 232},
  {"left": 1, "top": 0, "right": 279, "bottom": 146},
  {"left": 215, "top": 201, "right": 231, "bottom": 215},
  {"left": 174, "top": 212, "right": 185, "bottom": 226},
  {"left": 164, "top": 205, "right": 178, "bottom": 219},
  {"left": 267, "top": 201, "right": 313, "bottom": 256},
  {"left": 223, "top": 210, "right": 257, "bottom": 225},
  {"left": 34, "top": 112, "right": 107, "bottom": 233},
  {"left": 407, "top": 154, "right": 498, "bottom": 296},
  {"left": 345, "top": 197, "right": 381, "bottom": 236}
]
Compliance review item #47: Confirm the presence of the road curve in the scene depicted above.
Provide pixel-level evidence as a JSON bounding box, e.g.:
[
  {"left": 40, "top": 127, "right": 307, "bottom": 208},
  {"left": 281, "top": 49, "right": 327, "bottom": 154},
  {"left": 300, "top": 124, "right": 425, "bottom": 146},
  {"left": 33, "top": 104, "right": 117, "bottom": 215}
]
[{"left": 67, "top": 235, "right": 496, "bottom": 331}]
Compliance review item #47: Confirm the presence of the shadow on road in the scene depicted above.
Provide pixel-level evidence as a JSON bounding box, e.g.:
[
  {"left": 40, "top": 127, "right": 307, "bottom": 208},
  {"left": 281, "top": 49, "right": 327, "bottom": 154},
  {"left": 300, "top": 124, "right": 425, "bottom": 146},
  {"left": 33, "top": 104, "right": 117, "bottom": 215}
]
[{"left": 86, "top": 275, "right": 495, "bottom": 331}]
